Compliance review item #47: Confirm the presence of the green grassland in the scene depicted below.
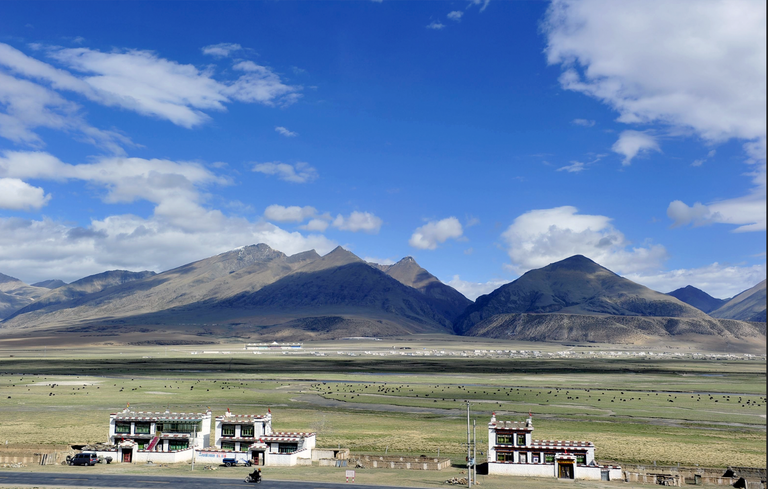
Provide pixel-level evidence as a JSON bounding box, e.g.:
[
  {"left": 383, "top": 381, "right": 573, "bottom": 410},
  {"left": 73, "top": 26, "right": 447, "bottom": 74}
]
[{"left": 0, "top": 346, "right": 765, "bottom": 470}]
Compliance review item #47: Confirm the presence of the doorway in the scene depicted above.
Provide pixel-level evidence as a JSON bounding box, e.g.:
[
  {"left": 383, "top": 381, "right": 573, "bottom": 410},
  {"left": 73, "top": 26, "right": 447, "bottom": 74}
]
[
  {"left": 121, "top": 449, "right": 132, "bottom": 463},
  {"left": 558, "top": 461, "right": 574, "bottom": 479}
]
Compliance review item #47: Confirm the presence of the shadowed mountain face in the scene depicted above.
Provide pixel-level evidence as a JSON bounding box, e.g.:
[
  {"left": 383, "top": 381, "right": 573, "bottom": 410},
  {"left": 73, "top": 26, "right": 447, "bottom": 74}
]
[
  {"left": 1, "top": 245, "right": 462, "bottom": 337},
  {"left": 667, "top": 285, "right": 727, "bottom": 313},
  {"left": 454, "top": 255, "right": 706, "bottom": 335},
  {"left": 710, "top": 280, "right": 767, "bottom": 322},
  {"left": 370, "top": 256, "right": 471, "bottom": 322},
  {"left": 31, "top": 279, "right": 67, "bottom": 289},
  {"left": 0, "top": 273, "right": 48, "bottom": 320}
]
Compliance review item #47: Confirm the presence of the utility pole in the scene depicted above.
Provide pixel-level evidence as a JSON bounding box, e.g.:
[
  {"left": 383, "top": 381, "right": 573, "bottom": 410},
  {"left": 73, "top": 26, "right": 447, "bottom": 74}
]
[
  {"left": 191, "top": 426, "right": 196, "bottom": 471},
  {"left": 473, "top": 419, "right": 477, "bottom": 485},
  {"left": 466, "top": 402, "right": 472, "bottom": 488}
]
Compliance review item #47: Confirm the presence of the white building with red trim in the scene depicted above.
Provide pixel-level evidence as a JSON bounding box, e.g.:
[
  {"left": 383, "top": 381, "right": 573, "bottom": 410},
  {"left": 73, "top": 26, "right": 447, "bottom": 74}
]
[
  {"left": 196, "top": 411, "right": 316, "bottom": 466},
  {"left": 107, "top": 407, "right": 212, "bottom": 463},
  {"left": 487, "top": 413, "right": 621, "bottom": 481}
]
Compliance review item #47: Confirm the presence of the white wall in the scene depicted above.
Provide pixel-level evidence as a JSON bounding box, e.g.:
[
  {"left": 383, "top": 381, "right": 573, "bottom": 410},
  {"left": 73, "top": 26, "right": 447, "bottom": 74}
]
[
  {"left": 134, "top": 448, "right": 194, "bottom": 464},
  {"left": 489, "top": 463, "right": 556, "bottom": 478}
]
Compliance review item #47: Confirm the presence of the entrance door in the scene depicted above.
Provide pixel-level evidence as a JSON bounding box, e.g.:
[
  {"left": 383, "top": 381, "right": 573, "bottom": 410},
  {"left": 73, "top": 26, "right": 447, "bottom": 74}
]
[
  {"left": 122, "top": 450, "right": 132, "bottom": 463},
  {"left": 558, "top": 462, "right": 574, "bottom": 479}
]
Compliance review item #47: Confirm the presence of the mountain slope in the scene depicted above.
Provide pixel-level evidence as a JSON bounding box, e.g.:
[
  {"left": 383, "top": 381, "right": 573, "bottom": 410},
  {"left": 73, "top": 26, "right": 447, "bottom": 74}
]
[
  {"left": 371, "top": 257, "right": 471, "bottom": 322},
  {"left": 667, "top": 285, "right": 727, "bottom": 313},
  {"left": 31, "top": 279, "right": 67, "bottom": 289},
  {"left": 1, "top": 245, "right": 462, "bottom": 337},
  {"left": 710, "top": 280, "right": 766, "bottom": 322},
  {"left": 454, "top": 255, "right": 706, "bottom": 335},
  {"left": 0, "top": 273, "right": 48, "bottom": 320}
]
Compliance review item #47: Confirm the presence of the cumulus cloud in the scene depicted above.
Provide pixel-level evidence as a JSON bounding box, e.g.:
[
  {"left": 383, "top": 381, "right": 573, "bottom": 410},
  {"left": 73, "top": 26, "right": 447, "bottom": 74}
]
[
  {"left": 263, "top": 204, "right": 318, "bottom": 223},
  {"left": 446, "top": 275, "right": 507, "bottom": 301},
  {"left": 332, "top": 211, "right": 383, "bottom": 234},
  {"left": 0, "top": 42, "right": 301, "bottom": 140},
  {"left": 0, "top": 178, "right": 50, "bottom": 210},
  {"left": 201, "top": 43, "right": 242, "bottom": 58},
  {"left": 625, "top": 262, "right": 766, "bottom": 299},
  {"left": 252, "top": 161, "right": 318, "bottom": 183},
  {"left": 543, "top": 0, "right": 766, "bottom": 230},
  {"left": 408, "top": 217, "right": 463, "bottom": 250},
  {"left": 501, "top": 206, "right": 668, "bottom": 275},
  {"left": 426, "top": 21, "right": 446, "bottom": 30},
  {"left": 0, "top": 152, "right": 336, "bottom": 283},
  {"left": 611, "top": 131, "right": 660, "bottom": 166},
  {"left": 0, "top": 214, "right": 336, "bottom": 285},
  {"left": 447, "top": 11, "right": 463, "bottom": 21},
  {"left": 275, "top": 126, "right": 297, "bottom": 137},
  {"left": 301, "top": 218, "right": 330, "bottom": 232}
]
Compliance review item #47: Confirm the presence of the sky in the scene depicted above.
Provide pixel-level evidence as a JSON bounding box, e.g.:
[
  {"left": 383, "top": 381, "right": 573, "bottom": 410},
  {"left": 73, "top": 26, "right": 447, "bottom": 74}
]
[{"left": 0, "top": 0, "right": 765, "bottom": 300}]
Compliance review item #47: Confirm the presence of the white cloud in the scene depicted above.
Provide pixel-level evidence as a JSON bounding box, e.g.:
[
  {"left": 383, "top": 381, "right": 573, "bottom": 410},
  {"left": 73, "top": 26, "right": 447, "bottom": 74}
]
[
  {"left": 572, "top": 118, "right": 595, "bottom": 127},
  {"left": 364, "top": 257, "right": 395, "bottom": 266},
  {"left": 0, "top": 70, "right": 130, "bottom": 154},
  {"left": 611, "top": 130, "right": 660, "bottom": 166},
  {"left": 469, "top": 0, "right": 491, "bottom": 12},
  {"left": 543, "top": 0, "right": 766, "bottom": 230},
  {"left": 408, "top": 217, "right": 463, "bottom": 250},
  {"left": 275, "top": 126, "right": 297, "bottom": 137},
  {"left": 332, "top": 211, "right": 383, "bottom": 234},
  {"left": 447, "top": 11, "right": 464, "bottom": 21},
  {"left": 0, "top": 150, "right": 224, "bottom": 212},
  {"left": 426, "top": 21, "right": 446, "bottom": 30},
  {"left": 263, "top": 204, "right": 318, "bottom": 223},
  {"left": 544, "top": 0, "right": 765, "bottom": 144},
  {"left": 0, "top": 214, "right": 336, "bottom": 285},
  {"left": 626, "top": 262, "right": 766, "bottom": 299},
  {"left": 201, "top": 43, "right": 242, "bottom": 58},
  {"left": 501, "top": 206, "right": 668, "bottom": 275},
  {"left": 0, "top": 152, "right": 336, "bottom": 284},
  {"left": 447, "top": 275, "right": 507, "bottom": 301},
  {"left": 0, "top": 43, "right": 301, "bottom": 135},
  {"left": 556, "top": 161, "right": 586, "bottom": 173},
  {"left": 252, "top": 161, "right": 318, "bottom": 183},
  {"left": 301, "top": 218, "right": 330, "bottom": 232},
  {"left": 0, "top": 178, "right": 50, "bottom": 210}
]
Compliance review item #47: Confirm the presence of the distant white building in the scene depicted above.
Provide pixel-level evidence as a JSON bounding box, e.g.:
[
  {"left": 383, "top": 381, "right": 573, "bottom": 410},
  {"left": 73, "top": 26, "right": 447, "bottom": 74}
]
[{"left": 487, "top": 414, "right": 621, "bottom": 481}]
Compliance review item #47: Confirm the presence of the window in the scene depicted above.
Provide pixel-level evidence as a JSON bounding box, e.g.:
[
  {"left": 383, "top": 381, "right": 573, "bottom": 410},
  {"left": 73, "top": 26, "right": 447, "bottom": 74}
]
[
  {"left": 496, "top": 434, "right": 513, "bottom": 445},
  {"left": 497, "top": 452, "right": 513, "bottom": 462},
  {"left": 135, "top": 423, "right": 150, "bottom": 434},
  {"left": 517, "top": 434, "right": 526, "bottom": 446},
  {"left": 520, "top": 452, "right": 528, "bottom": 463},
  {"left": 545, "top": 453, "right": 555, "bottom": 463},
  {"left": 169, "top": 440, "right": 189, "bottom": 451},
  {"left": 115, "top": 423, "right": 131, "bottom": 434},
  {"left": 222, "top": 441, "right": 235, "bottom": 451},
  {"left": 241, "top": 425, "right": 254, "bottom": 437},
  {"left": 239, "top": 443, "right": 248, "bottom": 452},
  {"left": 278, "top": 443, "right": 298, "bottom": 454},
  {"left": 222, "top": 425, "right": 235, "bottom": 437},
  {"left": 137, "top": 441, "right": 146, "bottom": 450},
  {"left": 157, "top": 422, "right": 199, "bottom": 433},
  {"left": 576, "top": 453, "right": 586, "bottom": 464},
  {"left": 532, "top": 455, "right": 540, "bottom": 463}
]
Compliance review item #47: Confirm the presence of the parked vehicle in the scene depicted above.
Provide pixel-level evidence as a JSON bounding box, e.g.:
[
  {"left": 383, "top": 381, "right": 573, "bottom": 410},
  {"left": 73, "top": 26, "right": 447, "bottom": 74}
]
[
  {"left": 244, "top": 468, "right": 262, "bottom": 483},
  {"left": 68, "top": 453, "right": 100, "bottom": 466},
  {"left": 222, "top": 457, "right": 251, "bottom": 467}
]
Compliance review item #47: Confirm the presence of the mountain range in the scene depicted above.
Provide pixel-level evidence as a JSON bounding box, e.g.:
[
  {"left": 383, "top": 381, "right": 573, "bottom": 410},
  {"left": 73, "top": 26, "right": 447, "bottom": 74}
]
[{"left": 0, "top": 245, "right": 764, "bottom": 347}]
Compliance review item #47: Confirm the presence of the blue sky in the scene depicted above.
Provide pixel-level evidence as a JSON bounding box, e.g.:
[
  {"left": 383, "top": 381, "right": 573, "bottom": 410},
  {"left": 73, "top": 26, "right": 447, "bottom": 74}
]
[{"left": 0, "top": 0, "right": 765, "bottom": 299}]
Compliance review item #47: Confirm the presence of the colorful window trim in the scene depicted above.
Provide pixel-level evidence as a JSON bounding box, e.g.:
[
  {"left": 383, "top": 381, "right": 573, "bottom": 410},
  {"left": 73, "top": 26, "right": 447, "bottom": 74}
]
[
  {"left": 115, "top": 423, "right": 131, "bottom": 434},
  {"left": 240, "top": 425, "right": 255, "bottom": 437},
  {"left": 135, "top": 423, "right": 151, "bottom": 434},
  {"left": 517, "top": 434, "right": 526, "bottom": 446},
  {"left": 222, "top": 425, "right": 236, "bottom": 437},
  {"left": 496, "top": 434, "right": 513, "bottom": 444},
  {"left": 497, "top": 452, "right": 514, "bottom": 462}
]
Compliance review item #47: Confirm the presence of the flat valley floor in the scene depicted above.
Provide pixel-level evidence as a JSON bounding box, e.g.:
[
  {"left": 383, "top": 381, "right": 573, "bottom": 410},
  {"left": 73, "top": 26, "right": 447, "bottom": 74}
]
[{"left": 0, "top": 335, "right": 765, "bottom": 487}]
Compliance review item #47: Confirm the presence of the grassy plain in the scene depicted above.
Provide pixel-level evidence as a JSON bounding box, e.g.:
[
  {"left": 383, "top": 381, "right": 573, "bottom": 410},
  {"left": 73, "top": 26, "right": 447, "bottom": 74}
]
[{"left": 0, "top": 338, "right": 765, "bottom": 475}]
